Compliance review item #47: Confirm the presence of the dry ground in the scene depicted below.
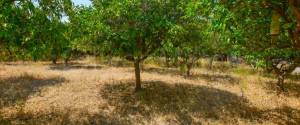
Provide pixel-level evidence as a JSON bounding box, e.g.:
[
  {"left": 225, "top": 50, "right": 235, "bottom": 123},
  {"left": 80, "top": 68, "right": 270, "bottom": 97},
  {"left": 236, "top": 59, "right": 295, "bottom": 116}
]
[{"left": 0, "top": 58, "right": 300, "bottom": 125}]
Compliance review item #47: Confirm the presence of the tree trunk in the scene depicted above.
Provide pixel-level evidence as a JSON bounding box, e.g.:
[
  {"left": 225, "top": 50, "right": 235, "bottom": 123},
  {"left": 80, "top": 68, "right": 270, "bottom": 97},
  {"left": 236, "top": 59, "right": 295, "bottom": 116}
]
[
  {"left": 165, "top": 56, "right": 170, "bottom": 67},
  {"left": 64, "top": 58, "right": 69, "bottom": 66},
  {"left": 277, "top": 73, "right": 285, "bottom": 92},
  {"left": 140, "top": 60, "right": 145, "bottom": 71},
  {"left": 134, "top": 59, "right": 142, "bottom": 91},
  {"left": 186, "top": 62, "right": 192, "bottom": 77},
  {"left": 52, "top": 58, "right": 57, "bottom": 64},
  {"left": 174, "top": 57, "right": 179, "bottom": 67},
  {"left": 6, "top": 45, "right": 13, "bottom": 61},
  {"left": 224, "top": 54, "right": 228, "bottom": 62},
  {"left": 279, "top": 0, "right": 300, "bottom": 51},
  {"left": 33, "top": 57, "right": 37, "bottom": 62},
  {"left": 208, "top": 56, "right": 214, "bottom": 69},
  {"left": 186, "top": 66, "right": 191, "bottom": 77},
  {"left": 107, "top": 54, "right": 113, "bottom": 66}
]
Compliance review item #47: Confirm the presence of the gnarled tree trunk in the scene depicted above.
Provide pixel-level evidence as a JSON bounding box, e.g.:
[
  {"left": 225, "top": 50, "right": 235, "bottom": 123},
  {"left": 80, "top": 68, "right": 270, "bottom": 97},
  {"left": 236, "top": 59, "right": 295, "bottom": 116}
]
[
  {"left": 277, "top": 72, "right": 285, "bottom": 92},
  {"left": 272, "top": 59, "right": 298, "bottom": 92}
]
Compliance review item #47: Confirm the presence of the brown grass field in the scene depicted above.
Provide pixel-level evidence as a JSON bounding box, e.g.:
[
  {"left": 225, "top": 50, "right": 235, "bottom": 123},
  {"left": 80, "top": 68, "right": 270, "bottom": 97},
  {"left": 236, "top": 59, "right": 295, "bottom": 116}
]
[{"left": 0, "top": 58, "right": 300, "bottom": 125}]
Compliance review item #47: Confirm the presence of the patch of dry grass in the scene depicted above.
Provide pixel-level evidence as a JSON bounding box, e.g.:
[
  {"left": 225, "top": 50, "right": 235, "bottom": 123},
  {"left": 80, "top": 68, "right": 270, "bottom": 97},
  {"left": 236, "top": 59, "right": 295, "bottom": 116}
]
[{"left": 0, "top": 59, "right": 299, "bottom": 125}]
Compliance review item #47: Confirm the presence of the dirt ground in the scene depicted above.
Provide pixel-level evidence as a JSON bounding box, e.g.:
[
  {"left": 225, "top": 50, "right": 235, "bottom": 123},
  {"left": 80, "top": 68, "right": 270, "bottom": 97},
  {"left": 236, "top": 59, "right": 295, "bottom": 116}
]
[{"left": 0, "top": 59, "right": 300, "bottom": 125}]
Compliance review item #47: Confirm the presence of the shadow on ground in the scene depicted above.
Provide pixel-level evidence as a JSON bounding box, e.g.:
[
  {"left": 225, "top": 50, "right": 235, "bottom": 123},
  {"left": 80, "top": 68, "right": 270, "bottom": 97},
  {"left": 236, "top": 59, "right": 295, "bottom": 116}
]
[
  {"left": 0, "top": 109, "right": 126, "bottom": 125},
  {"left": 100, "top": 81, "right": 261, "bottom": 124},
  {"left": 1, "top": 80, "right": 299, "bottom": 125},
  {"left": 265, "top": 80, "right": 300, "bottom": 97},
  {"left": 143, "top": 67, "right": 182, "bottom": 76},
  {"left": 284, "top": 82, "right": 300, "bottom": 97},
  {"left": 0, "top": 74, "right": 66, "bottom": 107},
  {"left": 288, "top": 74, "right": 300, "bottom": 82},
  {"left": 261, "top": 106, "right": 300, "bottom": 125},
  {"left": 98, "top": 81, "right": 300, "bottom": 124},
  {"left": 191, "top": 73, "right": 240, "bottom": 85},
  {"left": 143, "top": 67, "right": 240, "bottom": 85},
  {"left": 49, "top": 64, "right": 103, "bottom": 71},
  {"left": 109, "top": 60, "right": 133, "bottom": 68}
]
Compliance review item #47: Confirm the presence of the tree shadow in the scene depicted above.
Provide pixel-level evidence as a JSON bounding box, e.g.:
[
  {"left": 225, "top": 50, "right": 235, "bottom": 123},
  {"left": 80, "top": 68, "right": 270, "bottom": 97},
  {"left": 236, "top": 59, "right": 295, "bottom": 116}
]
[
  {"left": 49, "top": 64, "right": 103, "bottom": 71},
  {"left": 0, "top": 109, "right": 127, "bottom": 125},
  {"left": 0, "top": 73, "right": 66, "bottom": 107},
  {"left": 264, "top": 81, "right": 300, "bottom": 97},
  {"left": 143, "top": 67, "right": 240, "bottom": 86},
  {"left": 2, "top": 62, "right": 31, "bottom": 66},
  {"left": 143, "top": 67, "right": 181, "bottom": 76},
  {"left": 261, "top": 106, "right": 300, "bottom": 125},
  {"left": 209, "top": 62, "right": 234, "bottom": 73},
  {"left": 109, "top": 60, "right": 133, "bottom": 68},
  {"left": 190, "top": 73, "right": 240, "bottom": 85},
  {"left": 1, "top": 79, "right": 299, "bottom": 124},
  {"left": 288, "top": 74, "right": 300, "bottom": 81},
  {"left": 284, "top": 82, "right": 300, "bottom": 97},
  {"left": 99, "top": 81, "right": 262, "bottom": 124}
]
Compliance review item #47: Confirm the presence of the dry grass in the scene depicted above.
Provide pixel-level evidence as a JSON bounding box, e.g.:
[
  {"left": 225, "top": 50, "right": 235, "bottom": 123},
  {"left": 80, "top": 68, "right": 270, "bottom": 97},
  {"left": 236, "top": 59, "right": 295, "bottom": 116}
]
[{"left": 0, "top": 58, "right": 299, "bottom": 125}]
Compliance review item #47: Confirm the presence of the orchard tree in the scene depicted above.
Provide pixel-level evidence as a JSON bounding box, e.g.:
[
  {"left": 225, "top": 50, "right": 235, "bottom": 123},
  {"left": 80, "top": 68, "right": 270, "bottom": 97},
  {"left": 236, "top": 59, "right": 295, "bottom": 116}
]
[
  {"left": 159, "top": 41, "right": 180, "bottom": 67},
  {"left": 176, "top": 23, "right": 204, "bottom": 77},
  {"left": 92, "top": 0, "right": 201, "bottom": 91},
  {"left": 0, "top": 0, "right": 73, "bottom": 62},
  {"left": 220, "top": 0, "right": 300, "bottom": 91},
  {"left": 0, "top": 1, "right": 36, "bottom": 60},
  {"left": 38, "top": 0, "right": 73, "bottom": 64},
  {"left": 69, "top": 6, "right": 99, "bottom": 55}
]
